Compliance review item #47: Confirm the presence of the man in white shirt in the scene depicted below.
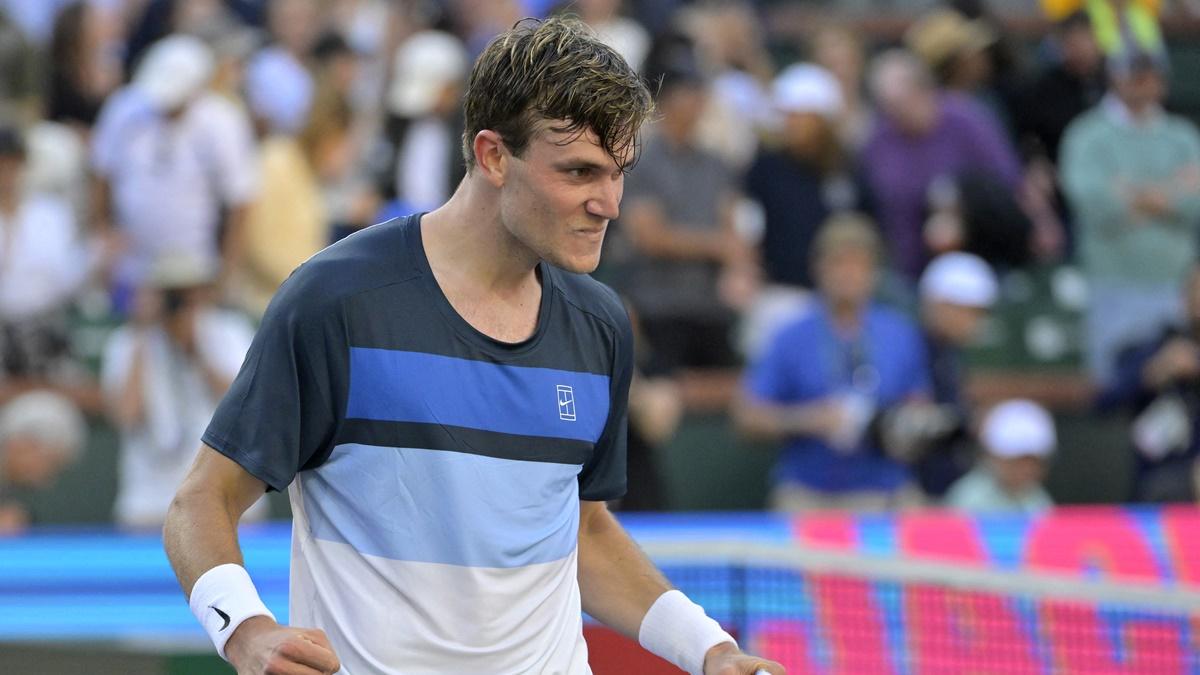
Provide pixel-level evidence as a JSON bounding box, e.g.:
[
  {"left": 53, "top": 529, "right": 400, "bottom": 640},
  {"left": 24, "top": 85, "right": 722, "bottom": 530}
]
[{"left": 91, "top": 35, "right": 257, "bottom": 298}]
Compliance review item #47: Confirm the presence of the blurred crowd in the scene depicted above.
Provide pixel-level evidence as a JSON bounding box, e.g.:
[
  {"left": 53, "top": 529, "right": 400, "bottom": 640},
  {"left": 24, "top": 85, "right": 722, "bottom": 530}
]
[{"left": 1, "top": 0, "right": 1199, "bottom": 531}]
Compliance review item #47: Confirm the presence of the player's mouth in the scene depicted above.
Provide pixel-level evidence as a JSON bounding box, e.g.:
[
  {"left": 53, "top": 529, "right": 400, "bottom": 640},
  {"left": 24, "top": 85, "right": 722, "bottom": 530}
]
[{"left": 573, "top": 225, "right": 607, "bottom": 241}]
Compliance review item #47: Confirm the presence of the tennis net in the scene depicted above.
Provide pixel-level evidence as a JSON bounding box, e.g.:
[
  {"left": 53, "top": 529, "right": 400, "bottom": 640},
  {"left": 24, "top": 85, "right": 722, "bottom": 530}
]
[{"left": 641, "top": 540, "right": 1200, "bottom": 674}]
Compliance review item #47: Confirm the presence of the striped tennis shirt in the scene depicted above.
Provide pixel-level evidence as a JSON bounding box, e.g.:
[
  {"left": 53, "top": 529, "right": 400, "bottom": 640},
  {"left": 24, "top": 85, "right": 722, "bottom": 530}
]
[{"left": 204, "top": 214, "right": 632, "bottom": 674}]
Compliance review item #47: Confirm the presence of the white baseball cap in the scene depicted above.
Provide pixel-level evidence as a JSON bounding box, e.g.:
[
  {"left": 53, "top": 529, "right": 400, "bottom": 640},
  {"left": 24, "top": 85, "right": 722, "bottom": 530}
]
[
  {"left": 135, "top": 35, "right": 215, "bottom": 111},
  {"left": 981, "top": 399, "right": 1056, "bottom": 458},
  {"left": 919, "top": 252, "right": 998, "bottom": 308},
  {"left": 388, "top": 31, "right": 468, "bottom": 117},
  {"left": 772, "top": 63, "right": 843, "bottom": 119}
]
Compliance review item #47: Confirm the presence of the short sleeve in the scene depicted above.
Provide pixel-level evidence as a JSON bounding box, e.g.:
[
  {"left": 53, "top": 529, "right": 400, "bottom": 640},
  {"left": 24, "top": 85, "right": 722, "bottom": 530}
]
[
  {"left": 202, "top": 270, "right": 349, "bottom": 491},
  {"left": 577, "top": 306, "right": 633, "bottom": 501}
]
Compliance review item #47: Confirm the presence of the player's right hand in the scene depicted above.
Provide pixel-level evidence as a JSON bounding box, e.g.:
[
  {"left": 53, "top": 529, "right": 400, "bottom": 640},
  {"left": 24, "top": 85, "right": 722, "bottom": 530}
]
[{"left": 225, "top": 615, "right": 341, "bottom": 675}]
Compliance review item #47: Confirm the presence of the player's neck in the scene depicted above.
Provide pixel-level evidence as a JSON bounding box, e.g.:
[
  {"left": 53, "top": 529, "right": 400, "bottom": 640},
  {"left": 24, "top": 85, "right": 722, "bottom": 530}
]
[{"left": 422, "top": 179, "right": 540, "bottom": 296}]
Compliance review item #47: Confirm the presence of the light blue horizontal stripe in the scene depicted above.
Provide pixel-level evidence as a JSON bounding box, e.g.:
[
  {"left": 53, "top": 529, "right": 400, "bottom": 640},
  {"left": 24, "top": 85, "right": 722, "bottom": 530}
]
[
  {"left": 346, "top": 348, "right": 610, "bottom": 443},
  {"left": 303, "top": 443, "right": 580, "bottom": 567}
]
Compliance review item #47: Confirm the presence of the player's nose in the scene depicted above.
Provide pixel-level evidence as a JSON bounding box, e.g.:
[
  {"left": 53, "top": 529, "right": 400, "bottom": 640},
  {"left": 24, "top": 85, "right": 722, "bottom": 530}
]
[{"left": 586, "top": 177, "right": 622, "bottom": 221}]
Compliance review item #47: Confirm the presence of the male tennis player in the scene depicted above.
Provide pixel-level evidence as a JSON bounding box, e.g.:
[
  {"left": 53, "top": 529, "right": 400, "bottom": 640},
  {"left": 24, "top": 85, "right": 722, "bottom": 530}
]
[{"left": 163, "top": 16, "right": 784, "bottom": 675}]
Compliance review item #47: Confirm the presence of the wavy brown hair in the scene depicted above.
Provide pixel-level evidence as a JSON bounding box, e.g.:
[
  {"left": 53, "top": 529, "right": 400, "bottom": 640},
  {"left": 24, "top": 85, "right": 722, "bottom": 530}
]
[{"left": 461, "top": 16, "right": 654, "bottom": 171}]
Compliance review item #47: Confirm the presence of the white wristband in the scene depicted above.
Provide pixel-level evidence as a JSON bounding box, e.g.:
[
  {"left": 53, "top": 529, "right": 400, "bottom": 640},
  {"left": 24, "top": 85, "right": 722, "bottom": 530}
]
[
  {"left": 638, "top": 589, "right": 736, "bottom": 675},
  {"left": 188, "top": 563, "right": 276, "bottom": 661}
]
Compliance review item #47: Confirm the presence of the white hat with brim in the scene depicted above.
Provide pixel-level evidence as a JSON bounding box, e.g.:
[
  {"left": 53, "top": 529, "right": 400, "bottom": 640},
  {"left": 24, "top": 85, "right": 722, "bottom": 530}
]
[
  {"left": 981, "top": 399, "right": 1056, "bottom": 458},
  {"left": 135, "top": 35, "right": 215, "bottom": 111},
  {"left": 772, "top": 63, "right": 843, "bottom": 119},
  {"left": 388, "top": 31, "right": 468, "bottom": 118},
  {"left": 920, "top": 252, "right": 998, "bottom": 308}
]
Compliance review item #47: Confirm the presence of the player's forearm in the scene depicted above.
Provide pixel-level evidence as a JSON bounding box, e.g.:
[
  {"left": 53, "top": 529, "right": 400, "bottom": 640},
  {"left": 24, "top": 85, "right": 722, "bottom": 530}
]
[
  {"left": 576, "top": 501, "right": 671, "bottom": 639},
  {"left": 163, "top": 473, "right": 248, "bottom": 595}
]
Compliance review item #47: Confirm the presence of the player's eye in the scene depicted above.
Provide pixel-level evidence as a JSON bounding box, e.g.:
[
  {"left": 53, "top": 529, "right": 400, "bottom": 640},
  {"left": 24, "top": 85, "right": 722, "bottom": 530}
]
[{"left": 567, "top": 167, "right": 592, "bottom": 179}]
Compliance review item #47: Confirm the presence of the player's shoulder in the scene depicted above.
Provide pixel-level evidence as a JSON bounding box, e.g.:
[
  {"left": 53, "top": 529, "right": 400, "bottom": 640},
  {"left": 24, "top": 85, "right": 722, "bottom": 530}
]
[
  {"left": 270, "top": 216, "right": 421, "bottom": 318},
  {"left": 548, "top": 267, "right": 630, "bottom": 335}
]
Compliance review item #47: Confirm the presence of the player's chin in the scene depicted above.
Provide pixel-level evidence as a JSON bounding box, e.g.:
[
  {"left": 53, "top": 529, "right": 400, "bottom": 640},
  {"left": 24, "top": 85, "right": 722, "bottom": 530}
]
[{"left": 551, "top": 247, "right": 603, "bottom": 274}]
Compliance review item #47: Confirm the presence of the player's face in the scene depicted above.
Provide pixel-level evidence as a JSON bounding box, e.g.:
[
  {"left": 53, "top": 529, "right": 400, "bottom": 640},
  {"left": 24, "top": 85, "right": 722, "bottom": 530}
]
[{"left": 499, "top": 125, "right": 628, "bottom": 274}]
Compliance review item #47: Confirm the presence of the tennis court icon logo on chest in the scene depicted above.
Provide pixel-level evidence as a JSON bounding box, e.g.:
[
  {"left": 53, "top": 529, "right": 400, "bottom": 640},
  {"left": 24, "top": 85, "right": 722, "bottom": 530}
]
[{"left": 556, "top": 385, "right": 576, "bottom": 421}]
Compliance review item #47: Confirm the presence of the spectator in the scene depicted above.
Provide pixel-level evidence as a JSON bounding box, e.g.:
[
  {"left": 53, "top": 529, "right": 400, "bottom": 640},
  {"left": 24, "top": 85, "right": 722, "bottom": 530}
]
[
  {"left": 101, "top": 254, "right": 264, "bottom": 528},
  {"left": 811, "top": 23, "right": 871, "bottom": 151},
  {"left": 306, "top": 30, "right": 380, "bottom": 242},
  {"left": 195, "top": 17, "right": 261, "bottom": 108},
  {"left": 1014, "top": 11, "right": 1106, "bottom": 165},
  {"left": 1105, "top": 265, "right": 1200, "bottom": 502},
  {"left": 1060, "top": 47, "right": 1200, "bottom": 385},
  {"left": 0, "top": 390, "right": 86, "bottom": 533},
  {"left": 571, "top": 0, "right": 650, "bottom": 74},
  {"left": 265, "top": 0, "right": 324, "bottom": 65},
  {"left": 619, "top": 66, "right": 751, "bottom": 373},
  {"left": 0, "top": 127, "right": 98, "bottom": 407},
  {"left": 734, "top": 214, "right": 930, "bottom": 511},
  {"left": 681, "top": 2, "right": 774, "bottom": 169},
  {"left": 0, "top": 6, "right": 40, "bottom": 124},
  {"left": 1013, "top": 11, "right": 1107, "bottom": 256},
  {"left": 239, "top": 0, "right": 322, "bottom": 159},
  {"left": 904, "top": 10, "right": 1000, "bottom": 109},
  {"left": 741, "top": 63, "right": 871, "bottom": 356},
  {"left": 234, "top": 43, "right": 325, "bottom": 318},
  {"left": 945, "top": 399, "right": 1056, "bottom": 513},
  {"left": 45, "top": 1, "right": 121, "bottom": 130},
  {"left": 913, "top": 252, "right": 999, "bottom": 497},
  {"left": 1041, "top": 0, "right": 1164, "bottom": 58},
  {"left": 380, "top": 30, "right": 468, "bottom": 213},
  {"left": 91, "top": 35, "right": 258, "bottom": 304},
  {"left": 862, "top": 50, "right": 1022, "bottom": 280}
]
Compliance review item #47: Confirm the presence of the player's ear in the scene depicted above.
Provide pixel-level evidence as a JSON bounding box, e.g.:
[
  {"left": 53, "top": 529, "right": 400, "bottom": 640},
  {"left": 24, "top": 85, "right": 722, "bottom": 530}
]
[{"left": 473, "top": 130, "right": 508, "bottom": 188}]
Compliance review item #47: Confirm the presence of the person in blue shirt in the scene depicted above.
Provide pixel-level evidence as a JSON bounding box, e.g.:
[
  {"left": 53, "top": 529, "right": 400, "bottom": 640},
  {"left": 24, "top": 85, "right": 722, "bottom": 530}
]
[{"left": 734, "top": 212, "right": 931, "bottom": 511}]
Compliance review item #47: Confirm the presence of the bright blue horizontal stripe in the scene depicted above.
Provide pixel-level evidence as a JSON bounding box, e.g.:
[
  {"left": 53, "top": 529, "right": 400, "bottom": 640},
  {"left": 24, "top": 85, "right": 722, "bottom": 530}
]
[
  {"left": 303, "top": 443, "right": 580, "bottom": 567},
  {"left": 346, "top": 348, "right": 610, "bottom": 444}
]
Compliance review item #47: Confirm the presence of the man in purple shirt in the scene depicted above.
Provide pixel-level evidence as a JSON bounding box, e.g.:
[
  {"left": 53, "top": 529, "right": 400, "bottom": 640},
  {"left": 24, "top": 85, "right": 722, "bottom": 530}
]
[{"left": 861, "top": 50, "right": 1022, "bottom": 279}]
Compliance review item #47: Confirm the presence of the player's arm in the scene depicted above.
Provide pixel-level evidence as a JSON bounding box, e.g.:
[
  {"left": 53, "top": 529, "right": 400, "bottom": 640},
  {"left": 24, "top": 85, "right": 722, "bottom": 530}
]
[
  {"left": 576, "top": 500, "right": 784, "bottom": 675},
  {"left": 163, "top": 446, "right": 340, "bottom": 675}
]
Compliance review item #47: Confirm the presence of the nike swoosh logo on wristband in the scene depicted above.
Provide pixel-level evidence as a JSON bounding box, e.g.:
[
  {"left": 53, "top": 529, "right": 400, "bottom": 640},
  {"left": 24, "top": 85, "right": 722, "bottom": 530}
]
[{"left": 210, "top": 605, "right": 231, "bottom": 631}]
